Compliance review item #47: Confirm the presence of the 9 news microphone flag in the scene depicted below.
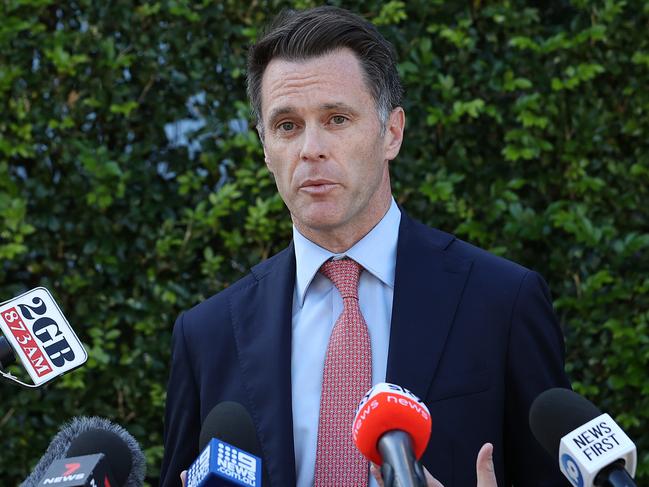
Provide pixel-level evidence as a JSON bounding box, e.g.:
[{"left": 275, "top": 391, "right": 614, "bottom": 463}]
[
  {"left": 186, "top": 439, "right": 262, "bottom": 487},
  {"left": 186, "top": 402, "right": 266, "bottom": 487}
]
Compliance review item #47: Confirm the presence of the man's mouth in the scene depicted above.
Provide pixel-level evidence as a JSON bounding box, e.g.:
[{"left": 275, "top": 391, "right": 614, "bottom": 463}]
[{"left": 299, "top": 179, "right": 338, "bottom": 194}]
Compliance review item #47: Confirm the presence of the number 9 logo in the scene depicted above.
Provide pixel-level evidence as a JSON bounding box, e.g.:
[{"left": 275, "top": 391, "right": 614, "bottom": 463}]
[{"left": 561, "top": 453, "right": 584, "bottom": 487}]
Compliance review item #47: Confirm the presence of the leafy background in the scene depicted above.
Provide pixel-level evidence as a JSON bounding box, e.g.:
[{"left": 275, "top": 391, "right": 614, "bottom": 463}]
[{"left": 1, "top": 0, "right": 647, "bottom": 484}]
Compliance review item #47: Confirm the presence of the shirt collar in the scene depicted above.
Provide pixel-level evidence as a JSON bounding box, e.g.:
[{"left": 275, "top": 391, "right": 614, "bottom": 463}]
[{"left": 293, "top": 197, "right": 401, "bottom": 307}]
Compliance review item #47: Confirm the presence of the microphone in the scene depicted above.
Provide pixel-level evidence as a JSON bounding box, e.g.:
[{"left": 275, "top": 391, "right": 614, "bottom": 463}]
[
  {"left": 20, "top": 416, "right": 146, "bottom": 487},
  {"left": 529, "top": 388, "right": 637, "bottom": 487},
  {"left": 186, "top": 401, "right": 264, "bottom": 487},
  {"left": 0, "top": 287, "right": 88, "bottom": 388},
  {"left": 0, "top": 335, "right": 16, "bottom": 368},
  {"left": 353, "top": 382, "right": 431, "bottom": 487}
]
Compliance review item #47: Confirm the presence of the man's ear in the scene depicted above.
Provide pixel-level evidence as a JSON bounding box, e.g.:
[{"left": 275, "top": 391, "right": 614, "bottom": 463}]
[
  {"left": 384, "top": 107, "right": 405, "bottom": 162},
  {"left": 256, "top": 125, "right": 272, "bottom": 169}
]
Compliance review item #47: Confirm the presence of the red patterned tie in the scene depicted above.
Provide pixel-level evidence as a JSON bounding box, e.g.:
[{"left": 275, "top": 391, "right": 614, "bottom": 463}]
[{"left": 314, "top": 258, "right": 372, "bottom": 487}]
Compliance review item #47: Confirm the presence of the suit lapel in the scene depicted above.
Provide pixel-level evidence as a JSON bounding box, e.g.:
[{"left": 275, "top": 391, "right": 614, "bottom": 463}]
[
  {"left": 226, "top": 212, "right": 471, "bottom": 484},
  {"left": 229, "top": 244, "right": 297, "bottom": 487},
  {"left": 386, "top": 213, "right": 473, "bottom": 400}
]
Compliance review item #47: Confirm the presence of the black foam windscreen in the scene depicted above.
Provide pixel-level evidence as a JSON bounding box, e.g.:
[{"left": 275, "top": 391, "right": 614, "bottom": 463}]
[
  {"left": 529, "top": 388, "right": 602, "bottom": 460},
  {"left": 66, "top": 428, "right": 133, "bottom": 487},
  {"left": 199, "top": 401, "right": 262, "bottom": 457},
  {"left": 21, "top": 417, "right": 145, "bottom": 487}
]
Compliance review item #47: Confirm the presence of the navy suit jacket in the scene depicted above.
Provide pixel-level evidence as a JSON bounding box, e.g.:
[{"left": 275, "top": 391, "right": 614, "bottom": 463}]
[{"left": 160, "top": 211, "right": 571, "bottom": 487}]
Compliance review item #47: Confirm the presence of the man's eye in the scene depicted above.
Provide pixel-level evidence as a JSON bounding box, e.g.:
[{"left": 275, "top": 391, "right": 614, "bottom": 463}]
[
  {"left": 279, "top": 121, "right": 295, "bottom": 131},
  {"left": 331, "top": 115, "right": 347, "bottom": 125}
]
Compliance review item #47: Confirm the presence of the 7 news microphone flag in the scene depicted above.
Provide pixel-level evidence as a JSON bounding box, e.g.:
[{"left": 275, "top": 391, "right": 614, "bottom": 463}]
[{"left": 21, "top": 416, "right": 146, "bottom": 487}]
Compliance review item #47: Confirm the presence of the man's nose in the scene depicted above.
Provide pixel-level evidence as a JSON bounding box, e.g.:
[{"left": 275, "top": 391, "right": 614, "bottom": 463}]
[{"left": 299, "top": 125, "right": 328, "bottom": 161}]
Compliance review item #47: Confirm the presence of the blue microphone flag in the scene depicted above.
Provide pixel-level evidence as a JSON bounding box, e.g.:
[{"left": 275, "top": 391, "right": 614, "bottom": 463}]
[{"left": 186, "top": 438, "right": 262, "bottom": 487}]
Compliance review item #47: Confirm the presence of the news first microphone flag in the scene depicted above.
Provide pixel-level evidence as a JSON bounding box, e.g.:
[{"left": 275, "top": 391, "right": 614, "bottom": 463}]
[
  {"left": 0, "top": 287, "right": 87, "bottom": 387},
  {"left": 558, "top": 413, "right": 636, "bottom": 487}
]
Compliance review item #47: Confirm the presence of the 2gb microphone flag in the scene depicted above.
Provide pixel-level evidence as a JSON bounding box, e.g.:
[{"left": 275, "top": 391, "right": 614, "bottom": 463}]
[{"left": 0, "top": 287, "right": 87, "bottom": 386}]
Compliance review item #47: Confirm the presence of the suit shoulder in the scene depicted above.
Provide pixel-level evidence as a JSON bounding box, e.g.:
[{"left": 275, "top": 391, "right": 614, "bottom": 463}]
[
  {"left": 448, "top": 237, "right": 530, "bottom": 278},
  {"left": 407, "top": 216, "right": 531, "bottom": 280},
  {"left": 181, "top": 244, "right": 293, "bottom": 324}
]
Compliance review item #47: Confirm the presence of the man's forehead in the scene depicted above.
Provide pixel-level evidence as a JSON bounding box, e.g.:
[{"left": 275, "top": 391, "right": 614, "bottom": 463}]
[
  {"left": 264, "top": 47, "right": 362, "bottom": 76},
  {"left": 259, "top": 49, "right": 372, "bottom": 117}
]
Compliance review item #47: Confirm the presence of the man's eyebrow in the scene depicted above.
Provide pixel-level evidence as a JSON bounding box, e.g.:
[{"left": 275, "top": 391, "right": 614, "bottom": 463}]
[
  {"left": 321, "top": 102, "right": 359, "bottom": 115},
  {"left": 268, "top": 106, "right": 296, "bottom": 126},
  {"left": 267, "top": 102, "right": 360, "bottom": 126}
]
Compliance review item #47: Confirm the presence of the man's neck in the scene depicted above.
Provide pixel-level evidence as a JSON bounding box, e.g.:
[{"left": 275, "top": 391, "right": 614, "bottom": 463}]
[{"left": 293, "top": 198, "right": 392, "bottom": 253}]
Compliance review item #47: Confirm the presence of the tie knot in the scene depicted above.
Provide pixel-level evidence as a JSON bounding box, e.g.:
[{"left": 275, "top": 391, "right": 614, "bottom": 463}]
[{"left": 319, "top": 258, "right": 362, "bottom": 299}]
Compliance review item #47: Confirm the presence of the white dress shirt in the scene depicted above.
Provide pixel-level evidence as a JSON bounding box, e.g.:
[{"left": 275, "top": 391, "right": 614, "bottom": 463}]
[{"left": 291, "top": 198, "right": 401, "bottom": 487}]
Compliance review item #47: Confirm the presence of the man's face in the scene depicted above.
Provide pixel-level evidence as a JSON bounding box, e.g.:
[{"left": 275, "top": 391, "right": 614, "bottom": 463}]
[{"left": 259, "top": 48, "right": 404, "bottom": 249}]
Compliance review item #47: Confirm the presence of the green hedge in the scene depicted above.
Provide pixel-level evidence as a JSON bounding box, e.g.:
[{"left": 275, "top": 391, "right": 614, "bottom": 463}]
[{"left": 1, "top": 0, "right": 647, "bottom": 484}]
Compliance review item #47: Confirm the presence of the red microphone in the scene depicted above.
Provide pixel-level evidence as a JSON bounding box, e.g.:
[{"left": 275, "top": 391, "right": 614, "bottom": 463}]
[{"left": 353, "top": 383, "right": 431, "bottom": 487}]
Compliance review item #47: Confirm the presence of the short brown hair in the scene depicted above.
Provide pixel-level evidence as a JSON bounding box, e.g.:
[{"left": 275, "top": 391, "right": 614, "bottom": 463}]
[{"left": 246, "top": 6, "right": 403, "bottom": 131}]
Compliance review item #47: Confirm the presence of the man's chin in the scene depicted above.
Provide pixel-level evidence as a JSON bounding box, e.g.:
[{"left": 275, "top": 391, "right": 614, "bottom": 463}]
[{"left": 291, "top": 210, "right": 347, "bottom": 234}]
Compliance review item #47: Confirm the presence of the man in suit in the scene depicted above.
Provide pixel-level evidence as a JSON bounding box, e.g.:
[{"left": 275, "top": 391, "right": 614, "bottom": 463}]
[{"left": 160, "top": 6, "right": 571, "bottom": 487}]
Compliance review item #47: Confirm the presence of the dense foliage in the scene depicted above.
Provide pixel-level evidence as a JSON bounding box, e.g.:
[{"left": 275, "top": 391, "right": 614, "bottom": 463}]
[{"left": 1, "top": 0, "right": 647, "bottom": 484}]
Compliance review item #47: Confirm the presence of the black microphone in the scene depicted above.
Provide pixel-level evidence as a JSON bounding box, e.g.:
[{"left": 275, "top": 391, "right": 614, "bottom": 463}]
[
  {"left": 377, "top": 431, "right": 427, "bottom": 487},
  {"left": 0, "top": 335, "right": 16, "bottom": 368},
  {"left": 529, "top": 388, "right": 637, "bottom": 487},
  {"left": 20, "top": 416, "right": 146, "bottom": 487},
  {"left": 185, "top": 401, "right": 266, "bottom": 486}
]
